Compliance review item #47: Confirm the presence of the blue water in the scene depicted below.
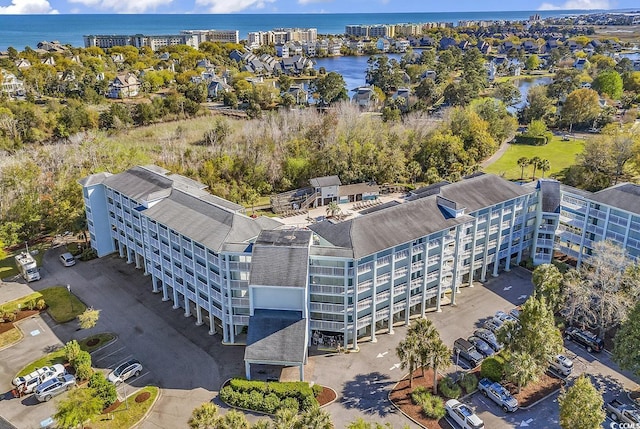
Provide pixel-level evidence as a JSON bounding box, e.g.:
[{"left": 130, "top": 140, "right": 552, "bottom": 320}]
[{"left": 0, "top": 11, "right": 596, "bottom": 51}]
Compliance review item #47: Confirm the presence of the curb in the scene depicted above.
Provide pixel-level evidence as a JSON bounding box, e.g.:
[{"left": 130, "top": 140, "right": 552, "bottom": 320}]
[
  {"left": 84, "top": 333, "right": 118, "bottom": 355},
  {"left": 131, "top": 386, "right": 161, "bottom": 429},
  {"left": 0, "top": 324, "right": 25, "bottom": 352},
  {"left": 318, "top": 386, "right": 339, "bottom": 408}
]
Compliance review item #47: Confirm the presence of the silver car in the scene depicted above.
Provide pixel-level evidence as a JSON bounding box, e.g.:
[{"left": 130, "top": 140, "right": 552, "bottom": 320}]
[
  {"left": 34, "top": 374, "right": 76, "bottom": 402},
  {"left": 108, "top": 359, "right": 142, "bottom": 385}
]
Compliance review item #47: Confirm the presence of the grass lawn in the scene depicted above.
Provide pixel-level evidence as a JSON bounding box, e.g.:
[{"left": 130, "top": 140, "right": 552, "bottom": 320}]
[
  {"left": 89, "top": 386, "right": 160, "bottom": 429},
  {"left": 0, "top": 328, "right": 23, "bottom": 349},
  {"left": 0, "top": 292, "right": 43, "bottom": 313},
  {"left": 17, "top": 348, "right": 67, "bottom": 376},
  {"left": 483, "top": 136, "right": 584, "bottom": 181},
  {"left": 78, "top": 333, "right": 116, "bottom": 353},
  {"left": 0, "top": 244, "right": 47, "bottom": 280},
  {"left": 40, "top": 286, "right": 87, "bottom": 323}
]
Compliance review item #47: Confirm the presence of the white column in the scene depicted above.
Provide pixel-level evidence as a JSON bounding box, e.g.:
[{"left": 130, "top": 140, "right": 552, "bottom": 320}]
[
  {"left": 195, "top": 303, "right": 203, "bottom": 325},
  {"left": 493, "top": 204, "right": 506, "bottom": 277},
  {"left": 161, "top": 280, "right": 169, "bottom": 301},
  {"left": 481, "top": 209, "right": 493, "bottom": 282},
  {"left": 208, "top": 301, "right": 216, "bottom": 335},
  {"left": 299, "top": 365, "right": 305, "bottom": 382},
  {"left": 436, "top": 234, "right": 446, "bottom": 313},
  {"left": 505, "top": 201, "right": 518, "bottom": 272},
  {"left": 468, "top": 218, "right": 480, "bottom": 287},
  {"left": 353, "top": 261, "right": 359, "bottom": 350},
  {"left": 118, "top": 241, "right": 125, "bottom": 258},
  {"left": 389, "top": 250, "right": 397, "bottom": 334},
  {"left": 126, "top": 248, "right": 133, "bottom": 264},
  {"left": 245, "top": 361, "right": 251, "bottom": 380},
  {"left": 152, "top": 275, "right": 159, "bottom": 293},
  {"left": 451, "top": 226, "right": 462, "bottom": 306},
  {"left": 371, "top": 256, "right": 378, "bottom": 343},
  {"left": 172, "top": 287, "right": 180, "bottom": 310}
]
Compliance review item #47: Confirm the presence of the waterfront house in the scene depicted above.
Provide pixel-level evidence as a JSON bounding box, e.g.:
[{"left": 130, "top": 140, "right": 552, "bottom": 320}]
[
  {"left": 0, "top": 70, "right": 25, "bottom": 96},
  {"left": 207, "top": 79, "right": 232, "bottom": 99},
  {"left": 352, "top": 86, "right": 376, "bottom": 109},
  {"left": 15, "top": 59, "right": 31, "bottom": 69},
  {"left": 376, "top": 38, "right": 391, "bottom": 53}
]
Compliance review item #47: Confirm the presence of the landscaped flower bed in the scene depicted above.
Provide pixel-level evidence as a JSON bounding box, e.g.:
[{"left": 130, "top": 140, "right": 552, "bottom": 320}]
[{"left": 219, "top": 378, "right": 332, "bottom": 414}]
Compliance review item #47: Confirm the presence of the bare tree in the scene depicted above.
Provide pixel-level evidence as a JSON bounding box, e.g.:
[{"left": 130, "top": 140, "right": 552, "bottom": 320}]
[{"left": 562, "top": 241, "right": 640, "bottom": 337}]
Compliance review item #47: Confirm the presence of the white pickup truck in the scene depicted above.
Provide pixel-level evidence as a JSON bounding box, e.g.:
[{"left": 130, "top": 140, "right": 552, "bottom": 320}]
[
  {"left": 12, "top": 364, "right": 66, "bottom": 394},
  {"left": 606, "top": 399, "right": 640, "bottom": 424}
]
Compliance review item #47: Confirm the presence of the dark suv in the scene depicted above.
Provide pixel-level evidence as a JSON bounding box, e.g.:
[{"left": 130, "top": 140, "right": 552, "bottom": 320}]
[
  {"left": 564, "top": 327, "right": 604, "bottom": 353},
  {"left": 454, "top": 338, "right": 484, "bottom": 367}
]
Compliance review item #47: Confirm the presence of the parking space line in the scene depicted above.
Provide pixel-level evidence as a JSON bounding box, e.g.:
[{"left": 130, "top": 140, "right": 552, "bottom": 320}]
[
  {"left": 106, "top": 355, "right": 134, "bottom": 370},
  {"left": 93, "top": 346, "right": 126, "bottom": 363}
]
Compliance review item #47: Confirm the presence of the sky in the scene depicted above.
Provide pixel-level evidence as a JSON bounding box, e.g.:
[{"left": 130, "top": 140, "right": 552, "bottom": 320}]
[{"left": 0, "top": 0, "right": 636, "bottom": 15}]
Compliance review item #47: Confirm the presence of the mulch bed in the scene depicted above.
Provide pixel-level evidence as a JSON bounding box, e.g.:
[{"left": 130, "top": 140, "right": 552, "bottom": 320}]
[
  {"left": 86, "top": 338, "right": 100, "bottom": 347},
  {"left": 135, "top": 391, "right": 151, "bottom": 403},
  {"left": 389, "top": 368, "right": 448, "bottom": 429},
  {"left": 102, "top": 400, "right": 122, "bottom": 414},
  {"left": 316, "top": 386, "right": 336, "bottom": 406},
  {"left": 0, "top": 310, "right": 40, "bottom": 334},
  {"left": 510, "top": 372, "right": 564, "bottom": 408}
]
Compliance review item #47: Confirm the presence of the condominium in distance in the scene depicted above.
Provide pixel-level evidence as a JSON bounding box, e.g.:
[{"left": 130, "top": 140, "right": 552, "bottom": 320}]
[
  {"left": 83, "top": 29, "right": 240, "bottom": 51},
  {"left": 79, "top": 166, "right": 640, "bottom": 379}
]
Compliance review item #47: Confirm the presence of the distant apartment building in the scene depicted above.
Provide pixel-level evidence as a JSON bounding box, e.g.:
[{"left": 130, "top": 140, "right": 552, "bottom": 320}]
[
  {"left": 247, "top": 28, "right": 317, "bottom": 48},
  {"left": 80, "top": 166, "right": 640, "bottom": 379},
  {"left": 180, "top": 29, "right": 240, "bottom": 44},
  {"left": 83, "top": 34, "right": 199, "bottom": 51}
]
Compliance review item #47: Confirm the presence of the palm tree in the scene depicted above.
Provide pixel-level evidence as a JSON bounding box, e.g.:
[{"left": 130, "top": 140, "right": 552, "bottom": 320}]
[
  {"left": 538, "top": 159, "right": 551, "bottom": 178},
  {"left": 217, "top": 410, "right": 250, "bottom": 429},
  {"left": 517, "top": 157, "right": 530, "bottom": 181},
  {"left": 188, "top": 403, "right": 219, "bottom": 429},
  {"left": 251, "top": 421, "right": 272, "bottom": 429},
  {"left": 408, "top": 318, "right": 438, "bottom": 377},
  {"left": 273, "top": 407, "right": 299, "bottom": 429},
  {"left": 396, "top": 334, "right": 420, "bottom": 388},
  {"left": 325, "top": 201, "right": 341, "bottom": 218},
  {"left": 530, "top": 156, "right": 542, "bottom": 180},
  {"left": 298, "top": 405, "right": 334, "bottom": 429},
  {"left": 505, "top": 352, "right": 540, "bottom": 393},
  {"left": 430, "top": 340, "right": 452, "bottom": 395}
]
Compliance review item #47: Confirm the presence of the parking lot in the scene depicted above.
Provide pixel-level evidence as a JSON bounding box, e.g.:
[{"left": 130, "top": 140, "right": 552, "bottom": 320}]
[{"left": 1, "top": 248, "right": 639, "bottom": 429}]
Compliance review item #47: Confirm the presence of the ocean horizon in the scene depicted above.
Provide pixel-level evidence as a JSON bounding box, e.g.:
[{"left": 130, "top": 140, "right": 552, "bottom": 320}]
[{"left": 0, "top": 10, "right": 603, "bottom": 51}]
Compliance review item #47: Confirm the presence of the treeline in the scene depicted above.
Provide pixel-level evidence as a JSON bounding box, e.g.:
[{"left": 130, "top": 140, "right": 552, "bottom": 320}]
[{"left": 0, "top": 101, "right": 515, "bottom": 248}]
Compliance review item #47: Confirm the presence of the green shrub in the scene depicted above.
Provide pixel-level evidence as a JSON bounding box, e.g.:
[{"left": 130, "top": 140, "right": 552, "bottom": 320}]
[
  {"left": 75, "top": 362, "right": 93, "bottom": 381},
  {"left": 311, "top": 383, "right": 323, "bottom": 397},
  {"left": 89, "top": 372, "right": 117, "bottom": 408},
  {"left": 26, "top": 299, "right": 36, "bottom": 310},
  {"left": 460, "top": 373, "right": 478, "bottom": 393},
  {"left": 439, "top": 376, "right": 462, "bottom": 399},
  {"left": 481, "top": 357, "right": 504, "bottom": 382},
  {"left": 36, "top": 299, "right": 46, "bottom": 310},
  {"left": 80, "top": 248, "right": 97, "bottom": 261},
  {"left": 4, "top": 312, "right": 16, "bottom": 322},
  {"left": 514, "top": 134, "right": 548, "bottom": 145},
  {"left": 279, "top": 397, "right": 299, "bottom": 413},
  {"left": 64, "top": 340, "right": 82, "bottom": 363},
  {"left": 413, "top": 389, "right": 446, "bottom": 419},
  {"left": 262, "top": 393, "right": 281, "bottom": 414}
]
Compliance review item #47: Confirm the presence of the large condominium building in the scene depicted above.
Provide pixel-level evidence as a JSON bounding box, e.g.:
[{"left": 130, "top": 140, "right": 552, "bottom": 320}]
[
  {"left": 180, "top": 30, "right": 240, "bottom": 45},
  {"left": 246, "top": 28, "right": 317, "bottom": 48},
  {"left": 345, "top": 24, "right": 393, "bottom": 38},
  {"left": 80, "top": 166, "right": 640, "bottom": 379},
  {"left": 83, "top": 34, "right": 199, "bottom": 51}
]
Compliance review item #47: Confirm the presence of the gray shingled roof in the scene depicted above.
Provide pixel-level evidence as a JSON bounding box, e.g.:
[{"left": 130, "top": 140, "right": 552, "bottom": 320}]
[
  {"left": 310, "top": 176, "right": 341, "bottom": 188},
  {"left": 78, "top": 172, "right": 112, "bottom": 187},
  {"left": 250, "top": 230, "right": 311, "bottom": 288},
  {"left": 539, "top": 180, "right": 561, "bottom": 214},
  {"left": 244, "top": 310, "right": 306, "bottom": 364},
  {"left": 309, "top": 174, "right": 534, "bottom": 259},
  {"left": 143, "top": 189, "right": 267, "bottom": 252},
  {"left": 102, "top": 166, "right": 173, "bottom": 202},
  {"left": 592, "top": 183, "right": 640, "bottom": 215}
]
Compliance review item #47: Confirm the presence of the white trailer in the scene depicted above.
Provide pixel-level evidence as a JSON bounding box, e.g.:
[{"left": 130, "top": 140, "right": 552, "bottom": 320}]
[{"left": 15, "top": 252, "right": 40, "bottom": 282}]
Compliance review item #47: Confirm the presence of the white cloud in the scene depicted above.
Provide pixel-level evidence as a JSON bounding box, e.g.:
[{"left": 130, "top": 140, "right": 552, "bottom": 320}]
[
  {"left": 298, "top": 0, "right": 333, "bottom": 4},
  {"left": 539, "top": 0, "right": 612, "bottom": 10},
  {"left": 194, "top": 0, "right": 275, "bottom": 13},
  {"left": 67, "top": 0, "right": 173, "bottom": 13},
  {"left": 0, "top": 0, "right": 58, "bottom": 14}
]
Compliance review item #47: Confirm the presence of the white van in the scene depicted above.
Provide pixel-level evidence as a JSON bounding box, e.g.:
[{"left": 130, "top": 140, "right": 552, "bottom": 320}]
[{"left": 549, "top": 354, "right": 573, "bottom": 376}]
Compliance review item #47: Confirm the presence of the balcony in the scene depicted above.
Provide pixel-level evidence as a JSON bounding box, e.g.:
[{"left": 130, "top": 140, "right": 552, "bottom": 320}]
[
  {"left": 228, "top": 261, "right": 251, "bottom": 272},
  {"left": 412, "top": 243, "right": 425, "bottom": 254},
  {"left": 411, "top": 261, "right": 425, "bottom": 271},
  {"left": 311, "top": 284, "right": 346, "bottom": 295},
  {"left": 357, "top": 315, "right": 372, "bottom": 329},
  {"left": 376, "top": 290, "right": 391, "bottom": 302},
  {"left": 394, "top": 283, "right": 408, "bottom": 296},
  {"left": 310, "top": 302, "right": 345, "bottom": 313},
  {"left": 357, "top": 298, "right": 373, "bottom": 311},
  {"left": 310, "top": 320, "right": 347, "bottom": 332},
  {"left": 357, "top": 279, "right": 373, "bottom": 293},
  {"left": 394, "top": 267, "right": 408, "bottom": 278},
  {"left": 310, "top": 266, "right": 345, "bottom": 277},
  {"left": 357, "top": 263, "right": 373, "bottom": 275},
  {"left": 376, "top": 255, "right": 391, "bottom": 267}
]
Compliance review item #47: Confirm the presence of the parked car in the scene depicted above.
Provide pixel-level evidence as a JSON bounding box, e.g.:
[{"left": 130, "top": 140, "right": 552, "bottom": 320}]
[
  {"left": 478, "top": 378, "right": 519, "bottom": 412},
  {"left": 59, "top": 252, "right": 76, "bottom": 267},
  {"left": 509, "top": 307, "right": 521, "bottom": 320},
  {"left": 564, "top": 327, "right": 604, "bottom": 353},
  {"left": 467, "top": 336, "right": 494, "bottom": 357},
  {"left": 474, "top": 329, "right": 502, "bottom": 351},
  {"left": 549, "top": 354, "right": 573, "bottom": 377},
  {"left": 445, "top": 399, "right": 485, "bottom": 429},
  {"left": 108, "top": 359, "right": 142, "bottom": 385},
  {"left": 606, "top": 398, "right": 640, "bottom": 424},
  {"left": 494, "top": 311, "right": 517, "bottom": 325},
  {"left": 12, "top": 364, "right": 66, "bottom": 388},
  {"left": 34, "top": 374, "right": 76, "bottom": 402},
  {"left": 453, "top": 338, "right": 484, "bottom": 367},
  {"left": 483, "top": 318, "right": 502, "bottom": 333},
  {"left": 15, "top": 364, "right": 67, "bottom": 395}
]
